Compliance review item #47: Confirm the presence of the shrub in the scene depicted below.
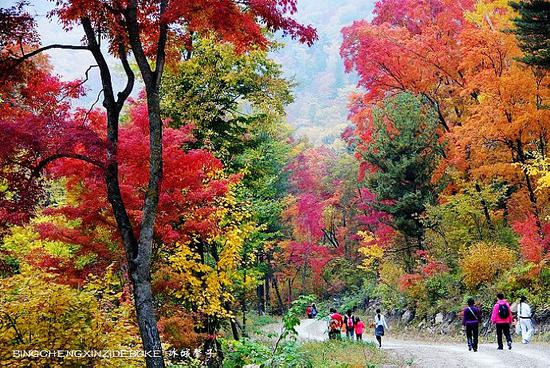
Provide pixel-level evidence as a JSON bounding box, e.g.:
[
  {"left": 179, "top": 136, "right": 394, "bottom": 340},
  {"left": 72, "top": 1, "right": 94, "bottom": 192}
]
[
  {"left": 425, "top": 273, "right": 462, "bottom": 313},
  {"left": 221, "top": 339, "right": 311, "bottom": 368},
  {"left": 459, "top": 242, "right": 516, "bottom": 289},
  {"left": 373, "top": 262, "right": 406, "bottom": 310},
  {"left": 0, "top": 271, "right": 141, "bottom": 367},
  {"left": 221, "top": 338, "right": 271, "bottom": 367},
  {"left": 158, "top": 312, "right": 205, "bottom": 350}
]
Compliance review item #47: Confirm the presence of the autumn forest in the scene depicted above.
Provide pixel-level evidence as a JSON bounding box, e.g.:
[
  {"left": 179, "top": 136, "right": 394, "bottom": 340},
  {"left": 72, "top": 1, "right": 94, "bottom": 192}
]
[{"left": 0, "top": 0, "right": 549, "bottom": 367}]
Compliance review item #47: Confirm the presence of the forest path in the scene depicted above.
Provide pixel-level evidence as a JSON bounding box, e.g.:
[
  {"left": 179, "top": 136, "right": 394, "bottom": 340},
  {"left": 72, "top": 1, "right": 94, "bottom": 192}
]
[{"left": 294, "top": 319, "right": 550, "bottom": 368}]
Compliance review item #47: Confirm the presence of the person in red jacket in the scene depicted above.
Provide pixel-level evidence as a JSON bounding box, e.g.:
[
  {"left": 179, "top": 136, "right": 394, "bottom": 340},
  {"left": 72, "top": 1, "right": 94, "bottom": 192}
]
[
  {"left": 354, "top": 317, "right": 365, "bottom": 341},
  {"left": 306, "top": 305, "right": 313, "bottom": 319},
  {"left": 328, "top": 308, "right": 343, "bottom": 340},
  {"left": 491, "top": 293, "right": 513, "bottom": 350}
]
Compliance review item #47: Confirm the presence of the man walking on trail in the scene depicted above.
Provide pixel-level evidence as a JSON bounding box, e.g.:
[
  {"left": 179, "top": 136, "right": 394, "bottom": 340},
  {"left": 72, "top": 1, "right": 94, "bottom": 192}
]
[
  {"left": 517, "top": 296, "right": 534, "bottom": 344},
  {"left": 491, "top": 293, "right": 513, "bottom": 350},
  {"left": 328, "top": 308, "right": 343, "bottom": 340},
  {"left": 462, "top": 298, "right": 482, "bottom": 352},
  {"left": 343, "top": 309, "right": 355, "bottom": 339}
]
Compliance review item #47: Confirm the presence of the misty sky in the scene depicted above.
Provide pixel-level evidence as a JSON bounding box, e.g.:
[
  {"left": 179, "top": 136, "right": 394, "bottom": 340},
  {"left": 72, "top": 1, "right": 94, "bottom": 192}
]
[{"left": 6, "top": 0, "right": 376, "bottom": 143}]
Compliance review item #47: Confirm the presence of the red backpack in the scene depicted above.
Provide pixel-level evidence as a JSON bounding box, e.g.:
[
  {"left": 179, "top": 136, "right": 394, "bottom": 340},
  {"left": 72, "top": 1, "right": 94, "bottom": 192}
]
[{"left": 347, "top": 315, "right": 354, "bottom": 328}]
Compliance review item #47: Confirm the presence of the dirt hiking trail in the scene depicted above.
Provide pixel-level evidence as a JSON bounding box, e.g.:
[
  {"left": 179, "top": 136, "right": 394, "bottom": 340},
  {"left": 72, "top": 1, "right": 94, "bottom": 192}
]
[{"left": 294, "top": 319, "right": 550, "bottom": 368}]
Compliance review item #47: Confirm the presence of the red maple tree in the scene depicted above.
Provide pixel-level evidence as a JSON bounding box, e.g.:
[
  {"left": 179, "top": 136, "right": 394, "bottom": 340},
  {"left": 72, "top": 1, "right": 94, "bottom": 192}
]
[{"left": 1, "top": 2, "right": 316, "bottom": 365}]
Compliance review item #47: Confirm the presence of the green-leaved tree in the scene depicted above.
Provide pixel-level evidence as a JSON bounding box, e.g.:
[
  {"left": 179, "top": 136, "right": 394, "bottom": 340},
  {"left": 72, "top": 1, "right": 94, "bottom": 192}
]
[{"left": 361, "top": 93, "right": 445, "bottom": 250}]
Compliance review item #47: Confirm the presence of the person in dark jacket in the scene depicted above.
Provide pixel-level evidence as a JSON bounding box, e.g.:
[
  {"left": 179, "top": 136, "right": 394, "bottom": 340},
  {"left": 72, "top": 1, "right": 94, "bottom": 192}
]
[
  {"left": 463, "top": 298, "right": 482, "bottom": 352},
  {"left": 311, "top": 303, "right": 318, "bottom": 318},
  {"left": 343, "top": 309, "right": 355, "bottom": 339}
]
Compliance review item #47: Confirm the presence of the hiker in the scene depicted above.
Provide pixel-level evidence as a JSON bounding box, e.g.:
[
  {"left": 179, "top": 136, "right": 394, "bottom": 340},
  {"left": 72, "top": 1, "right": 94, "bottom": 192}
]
[
  {"left": 373, "top": 308, "right": 388, "bottom": 348},
  {"left": 328, "top": 308, "right": 343, "bottom": 340},
  {"left": 311, "top": 303, "right": 318, "bottom": 318},
  {"left": 344, "top": 309, "right": 355, "bottom": 339},
  {"left": 306, "top": 305, "right": 313, "bottom": 319},
  {"left": 491, "top": 293, "right": 513, "bottom": 350},
  {"left": 355, "top": 317, "right": 365, "bottom": 341},
  {"left": 517, "top": 296, "right": 534, "bottom": 344},
  {"left": 462, "top": 298, "right": 482, "bottom": 352}
]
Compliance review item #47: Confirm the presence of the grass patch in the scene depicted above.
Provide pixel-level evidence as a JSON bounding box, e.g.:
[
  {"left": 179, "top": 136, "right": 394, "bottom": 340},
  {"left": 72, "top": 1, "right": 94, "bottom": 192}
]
[
  {"left": 252, "top": 314, "right": 280, "bottom": 327},
  {"left": 245, "top": 313, "right": 281, "bottom": 339},
  {"left": 300, "top": 340, "right": 397, "bottom": 368}
]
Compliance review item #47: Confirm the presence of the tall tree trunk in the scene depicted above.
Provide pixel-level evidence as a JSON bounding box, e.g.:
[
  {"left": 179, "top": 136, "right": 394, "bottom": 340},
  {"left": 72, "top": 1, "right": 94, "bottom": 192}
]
[
  {"left": 264, "top": 274, "right": 271, "bottom": 314},
  {"left": 241, "top": 268, "right": 247, "bottom": 337},
  {"left": 287, "top": 278, "right": 293, "bottom": 306},
  {"left": 475, "top": 182, "right": 495, "bottom": 234},
  {"left": 124, "top": 1, "right": 169, "bottom": 366},
  {"left": 230, "top": 318, "right": 240, "bottom": 340},
  {"left": 81, "top": 14, "right": 165, "bottom": 368},
  {"left": 273, "top": 275, "right": 285, "bottom": 315},
  {"left": 301, "top": 263, "right": 307, "bottom": 294},
  {"left": 516, "top": 140, "right": 543, "bottom": 236},
  {"left": 132, "top": 269, "right": 163, "bottom": 362},
  {"left": 130, "top": 89, "right": 164, "bottom": 368},
  {"left": 403, "top": 235, "right": 414, "bottom": 273},
  {"left": 257, "top": 283, "right": 265, "bottom": 315},
  {"left": 241, "top": 302, "right": 247, "bottom": 338},
  {"left": 203, "top": 316, "right": 223, "bottom": 368}
]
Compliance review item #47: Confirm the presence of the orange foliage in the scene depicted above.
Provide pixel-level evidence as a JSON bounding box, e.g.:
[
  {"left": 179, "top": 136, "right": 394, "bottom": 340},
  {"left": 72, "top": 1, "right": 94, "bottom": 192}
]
[
  {"left": 398, "top": 273, "right": 424, "bottom": 292},
  {"left": 456, "top": 7, "right": 550, "bottom": 186},
  {"left": 158, "top": 312, "right": 206, "bottom": 350}
]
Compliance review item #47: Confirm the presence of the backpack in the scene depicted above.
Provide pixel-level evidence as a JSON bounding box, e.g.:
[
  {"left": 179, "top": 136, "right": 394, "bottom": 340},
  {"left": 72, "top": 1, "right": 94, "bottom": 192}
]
[
  {"left": 347, "top": 315, "right": 354, "bottom": 328},
  {"left": 498, "top": 303, "right": 510, "bottom": 319},
  {"left": 329, "top": 315, "right": 341, "bottom": 331}
]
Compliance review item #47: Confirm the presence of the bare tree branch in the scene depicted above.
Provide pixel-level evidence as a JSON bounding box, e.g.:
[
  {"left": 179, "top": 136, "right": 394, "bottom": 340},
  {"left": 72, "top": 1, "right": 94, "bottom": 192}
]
[
  {"left": 32, "top": 153, "right": 104, "bottom": 178},
  {"left": 82, "top": 88, "right": 104, "bottom": 124},
  {"left": 9, "top": 44, "right": 89, "bottom": 65},
  {"left": 81, "top": 17, "right": 117, "bottom": 109},
  {"left": 116, "top": 42, "right": 135, "bottom": 109},
  {"left": 56, "top": 65, "right": 99, "bottom": 103},
  {"left": 154, "top": 0, "right": 169, "bottom": 88},
  {"left": 124, "top": 1, "right": 153, "bottom": 85}
]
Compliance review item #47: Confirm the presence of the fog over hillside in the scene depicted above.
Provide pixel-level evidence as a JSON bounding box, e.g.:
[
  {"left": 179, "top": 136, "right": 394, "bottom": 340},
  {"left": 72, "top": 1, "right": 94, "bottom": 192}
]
[
  {"left": 272, "top": 0, "right": 376, "bottom": 146},
  {"left": 26, "top": 0, "right": 375, "bottom": 145}
]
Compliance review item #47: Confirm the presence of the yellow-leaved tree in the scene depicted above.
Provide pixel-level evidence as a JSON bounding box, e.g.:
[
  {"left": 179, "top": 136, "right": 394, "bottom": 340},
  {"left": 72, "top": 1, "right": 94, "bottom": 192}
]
[
  {"left": 0, "top": 269, "right": 141, "bottom": 367},
  {"left": 459, "top": 242, "right": 516, "bottom": 288},
  {"left": 153, "top": 187, "right": 257, "bottom": 351},
  {"left": 357, "top": 231, "right": 385, "bottom": 272}
]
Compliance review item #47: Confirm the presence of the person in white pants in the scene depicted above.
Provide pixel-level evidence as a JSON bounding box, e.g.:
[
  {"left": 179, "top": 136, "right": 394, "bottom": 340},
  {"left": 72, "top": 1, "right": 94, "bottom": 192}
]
[{"left": 517, "top": 296, "right": 534, "bottom": 344}]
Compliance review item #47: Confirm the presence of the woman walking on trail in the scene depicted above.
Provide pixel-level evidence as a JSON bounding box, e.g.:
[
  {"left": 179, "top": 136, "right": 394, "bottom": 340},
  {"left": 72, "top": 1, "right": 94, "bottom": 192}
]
[
  {"left": 355, "top": 317, "right": 365, "bottom": 341},
  {"left": 328, "top": 308, "right": 343, "bottom": 340},
  {"left": 462, "top": 298, "right": 482, "bottom": 352},
  {"left": 491, "top": 293, "right": 513, "bottom": 350},
  {"left": 373, "top": 308, "right": 388, "bottom": 347},
  {"left": 517, "top": 296, "right": 534, "bottom": 344},
  {"left": 344, "top": 309, "right": 355, "bottom": 339}
]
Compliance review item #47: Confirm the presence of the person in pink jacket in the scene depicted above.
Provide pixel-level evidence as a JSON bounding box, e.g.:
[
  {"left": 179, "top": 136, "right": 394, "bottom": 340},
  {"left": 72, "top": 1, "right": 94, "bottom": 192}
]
[
  {"left": 491, "top": 293, "right": 513, "bottom": 350},
  {"left": 354, "top": 317, "right": 365, "bottom": 341}
]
